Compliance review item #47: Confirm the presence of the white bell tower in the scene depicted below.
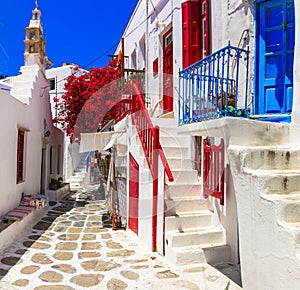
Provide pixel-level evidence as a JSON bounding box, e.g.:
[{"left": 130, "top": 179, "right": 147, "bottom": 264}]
[{"left": 24, "top": 1, "right": 47, "bottom": 69}]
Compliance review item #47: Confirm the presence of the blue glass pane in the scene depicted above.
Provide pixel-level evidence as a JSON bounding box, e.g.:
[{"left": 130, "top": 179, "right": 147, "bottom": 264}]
[
  {"left": 265, "top": 55, "right": 283, "bottom": 78},
  {"left": 286, "top": 52, "right": 294, "bottom": 78},
  {"left": 266, "top": 29, "right": 282, "bottom": 52},
  {"left": 286, "top": 85, "right": 293, "bottom": 112},
  {"left": 266, "top": 5, "right": 283, "bottom": 28},
  {"left": 286, "top": 27, "right": 295, "bottom": 50},
  {"left": 265, "top": 87, "right": 282, "bottom": 113},
  {"left": 287, "top": 2, "right": 295, "bottom": 24}
]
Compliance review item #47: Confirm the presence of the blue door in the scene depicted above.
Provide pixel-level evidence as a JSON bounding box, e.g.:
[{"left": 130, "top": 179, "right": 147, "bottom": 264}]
[{"left": 256, "top": 0, "right": 295, "bottom": 115}]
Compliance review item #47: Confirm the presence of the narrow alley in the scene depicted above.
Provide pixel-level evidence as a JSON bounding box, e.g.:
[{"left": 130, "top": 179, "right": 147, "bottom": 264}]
[{"left": 0, "top": 185, "right": 240, "bottom": 290}]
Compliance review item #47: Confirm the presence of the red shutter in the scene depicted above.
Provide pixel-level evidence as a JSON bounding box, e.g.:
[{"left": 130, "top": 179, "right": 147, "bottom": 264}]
[
  {"left": 182, "top": 1, "right": 190, "bottom": 69},
  {"left": 17, "top": 130, "right": 25, "bottom": 183},
  {"left": 182, "top": 0, "right": 201, "bottom": 68},
  {"left": 182, "top": 0, "right": 211, "bottom": 68},
  {"left": 201, "top": 0, "right": 211, "bottom": 57}
]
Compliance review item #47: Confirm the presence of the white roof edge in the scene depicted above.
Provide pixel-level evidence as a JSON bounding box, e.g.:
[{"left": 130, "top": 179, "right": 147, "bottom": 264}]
[{"left": 115, "top": 0, "right": 144, "bottom": 53}]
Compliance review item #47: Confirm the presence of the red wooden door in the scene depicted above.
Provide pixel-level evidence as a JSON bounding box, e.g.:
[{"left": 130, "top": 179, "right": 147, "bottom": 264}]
[
  {"left": 129, "top": 153, "right": 139, "bottom": 234},
  {"left": 163, "top": 29, "right": 173, "bottom": 113}
]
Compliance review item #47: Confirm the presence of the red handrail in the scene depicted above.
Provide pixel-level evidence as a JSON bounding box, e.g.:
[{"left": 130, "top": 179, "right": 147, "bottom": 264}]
[
  {"left": 101, "top": 99, "right": 132, "bottom": 129},
  {"left": 131, "top": 82, "right": 174, "bottom": 182}
]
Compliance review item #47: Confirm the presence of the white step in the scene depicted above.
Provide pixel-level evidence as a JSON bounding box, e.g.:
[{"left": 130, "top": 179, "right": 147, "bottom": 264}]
[
  {"left": 69, "top": 183, "right": 82, "bottom": 190},
  {"left": 73, "top": 172, "right": 86, "bottom": 178},
  {"left": 75, "top": 166, "right": 86, "bottom": 172},
  {"left": 247, "top": 169, "right": 300, "bottom": 195},
  {"left": 165, "top": 244, "right": 231, "bottom": 266},
  {"left": 75, "top": 163, "right": 85, "bottom": 169},
  {"left": 171, "top": 169, "right": 198, "bottom": 183},
  {"left": 165, "top": 245, "right": 207, "bottom": 266},
  {"left": 165, "top": 182, "right": 202, "bottom": 199},
  {"left": 163, "top": 146, "right": 189, "bottom": 159},
  {"left": 273, "top": 198, "right": 300, "bottom": 227},
  {"left": 165, "top": 198, "right": 209, "bottom": 215},
  {"left": 160, "top": 136, "right": 191, "bottom": 148},
  {"left": 165, "top": 211, "right": 213, "bottom": 231},
  {"left": 67, "top": 176, "right": 84, "bottom": 182},
  {"left": 158, "top": 127, "right": 185, "bottom": 137},
  {"left": 143, "top": 157, "right": 192, "bottom": 171},
  {"left": 232, "top": 145, "right": 300, "bottom": 171},
  {"left": 165, "top": 227, "right": 225, "bottom": 248},
  {"left": 166, "top": 157, "right": 193, "bottom": 170},
  {"left": 135, "top": 142, "right": 189, "bottom": 160}
]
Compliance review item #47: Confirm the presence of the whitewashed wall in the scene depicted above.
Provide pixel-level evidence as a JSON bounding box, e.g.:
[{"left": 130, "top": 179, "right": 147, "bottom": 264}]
[
  {"left": 121, "top": 1, "right": 300, "bottom": 289},
  {"left": 117, "top": 0, "right": 147, "bottom": 73},
  {"left": 0, "top": 65, "right": 63, "bottom": 216},
  {"left": 46, "top": 65, "right": 87, "bottom": 180},
  {"left": 120, "top": 0, "right": 244, "bottom": 259}
]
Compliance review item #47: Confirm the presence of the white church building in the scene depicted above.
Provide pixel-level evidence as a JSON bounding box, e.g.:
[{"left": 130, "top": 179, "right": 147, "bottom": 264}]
[{"left": 0, "top": 3, "right": 64, "bottom": 216}]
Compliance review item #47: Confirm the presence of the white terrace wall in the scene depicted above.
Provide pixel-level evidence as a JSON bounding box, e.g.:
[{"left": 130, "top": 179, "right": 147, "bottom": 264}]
[
  {"left": 0, "top": 65, "right": 63, "bottom": 217},
  {"left": 46, "top": 65, "right": 87, "bottom": 181}
]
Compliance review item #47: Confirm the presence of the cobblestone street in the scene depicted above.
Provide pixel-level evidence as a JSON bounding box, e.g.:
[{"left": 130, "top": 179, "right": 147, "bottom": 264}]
[{"left": 0, "top": 185, "right": 241, "bottom": 290}]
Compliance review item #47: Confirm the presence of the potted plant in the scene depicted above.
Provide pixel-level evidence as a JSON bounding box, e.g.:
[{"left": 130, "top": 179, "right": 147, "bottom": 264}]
[
  {"left": 57, "top": 177, "right": 63, "bottom": 188},
  {"left": 49, "top": 178, "right": 58, "bottom": 190}
]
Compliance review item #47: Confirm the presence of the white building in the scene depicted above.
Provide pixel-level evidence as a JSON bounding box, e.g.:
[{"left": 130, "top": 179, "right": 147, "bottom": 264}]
[
  {"left": 100, "top": 0, "right": 300, "bottom": 289},
  {"left": 0, "top": 3, "right": 64, "bottom": 216},
  {"left": 46, "top": 64, "right": 88, "bottom": 182}
]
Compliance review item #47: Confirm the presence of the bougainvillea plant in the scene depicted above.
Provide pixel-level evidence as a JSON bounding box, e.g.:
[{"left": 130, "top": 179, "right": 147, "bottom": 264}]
[
  {"left": 54, "top": 58, "right": 145, "bottom": 142},
  {"left": 53, "top": 60, "right": 121, "bottom": 142}
]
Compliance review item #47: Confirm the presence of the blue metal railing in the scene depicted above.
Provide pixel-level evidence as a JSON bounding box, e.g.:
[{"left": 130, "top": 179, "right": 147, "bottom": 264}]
[{"left": 178, "top": 41, "right": 250, "bottom": 125}]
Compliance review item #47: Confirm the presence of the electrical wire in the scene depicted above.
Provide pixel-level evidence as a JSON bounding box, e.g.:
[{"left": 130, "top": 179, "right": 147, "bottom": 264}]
[
  {"left": 52, "top": 41, "right": 119, "bottom": 87},
  {"left": 47, "top": 0, "right": 159, "bottom": 90}
]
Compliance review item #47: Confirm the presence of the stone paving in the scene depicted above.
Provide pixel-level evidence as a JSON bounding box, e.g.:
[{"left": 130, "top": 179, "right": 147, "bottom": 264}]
[{"left": 0, "top": 185, "right": 241, "bottom": 290}]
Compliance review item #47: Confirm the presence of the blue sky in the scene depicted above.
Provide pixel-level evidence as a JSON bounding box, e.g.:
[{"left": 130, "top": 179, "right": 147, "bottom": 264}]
[{"left": 0, "top": 0, "right": 137, "bottom": 76}]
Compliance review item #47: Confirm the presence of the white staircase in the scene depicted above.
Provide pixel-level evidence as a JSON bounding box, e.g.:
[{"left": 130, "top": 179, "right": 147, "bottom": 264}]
[
  {"left": 153, "top": 118, "right": 231, "bottom": 266},
  {"left": 228, "top": 144, "right": 300, "bottom": 289},
  {"left": 10, "top": 65, "right": 39, "bottom": 104},
  {"left": 66, "top": 159, "right": 88, "bottom": 191}
]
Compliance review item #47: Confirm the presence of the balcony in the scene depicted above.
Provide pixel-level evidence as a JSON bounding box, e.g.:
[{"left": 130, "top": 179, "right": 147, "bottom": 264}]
[{"left": 178, "top": 42, "right": 250, "bottom": 125}]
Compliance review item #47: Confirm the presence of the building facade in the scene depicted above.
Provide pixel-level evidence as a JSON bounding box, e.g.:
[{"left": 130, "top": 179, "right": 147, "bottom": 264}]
[
  {"left": 110, "top": 1, "right": 300, "bottom": 289},
  {"left": 46, "top": 64, "right": 88, "bottom": 182}
]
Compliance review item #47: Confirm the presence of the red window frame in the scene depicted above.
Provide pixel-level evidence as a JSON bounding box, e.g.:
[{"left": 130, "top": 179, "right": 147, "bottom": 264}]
[
  {"left": 153, "top": 58, "right": 158, "bottom": 75},
  {"left": 201, "top": 0, "right": 211, "bottom": 58},
  {"left": 182, "top": 0, "right": 211, "bottom": 68},
  {"left": 16, "top": 129, "right": 25, "bottom": 183}
]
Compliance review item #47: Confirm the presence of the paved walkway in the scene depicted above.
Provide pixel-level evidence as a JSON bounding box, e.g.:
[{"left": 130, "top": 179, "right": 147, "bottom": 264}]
[{"left": 0, "top": 185, "right": 241, "bottom": 290}]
